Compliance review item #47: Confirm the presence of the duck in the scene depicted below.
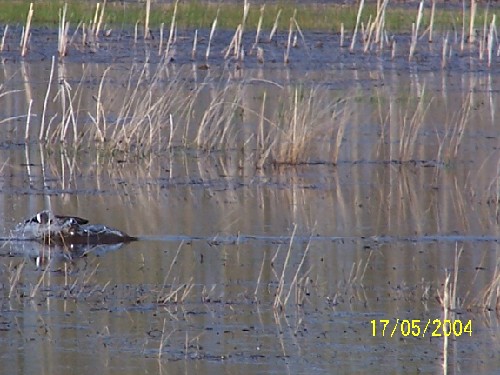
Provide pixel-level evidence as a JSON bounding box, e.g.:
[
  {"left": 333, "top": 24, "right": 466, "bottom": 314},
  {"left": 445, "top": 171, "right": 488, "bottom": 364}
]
[
  {"left": 24, "top": 210, "right": 89, "bottom": 226},
  {"left": 19, "top": 210, "right": 137, "bottom": 246}
]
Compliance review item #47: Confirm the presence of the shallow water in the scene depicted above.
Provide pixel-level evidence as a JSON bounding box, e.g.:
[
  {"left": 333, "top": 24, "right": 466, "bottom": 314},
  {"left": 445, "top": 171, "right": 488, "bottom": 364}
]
[{"left": 0, "top": 26, "right": 499, "bottom": 374}]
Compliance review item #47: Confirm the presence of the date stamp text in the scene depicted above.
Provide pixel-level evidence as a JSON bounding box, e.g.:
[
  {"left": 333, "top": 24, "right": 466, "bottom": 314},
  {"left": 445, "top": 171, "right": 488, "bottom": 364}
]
[{"left": 371, "top": 319, "right": 472, "bottom": 338}]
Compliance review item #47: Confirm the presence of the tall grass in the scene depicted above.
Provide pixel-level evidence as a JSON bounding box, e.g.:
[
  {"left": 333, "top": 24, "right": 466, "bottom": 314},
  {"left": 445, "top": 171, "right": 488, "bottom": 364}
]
[{"left": 7, "top": 58, "right": 481, "bottom": 167}]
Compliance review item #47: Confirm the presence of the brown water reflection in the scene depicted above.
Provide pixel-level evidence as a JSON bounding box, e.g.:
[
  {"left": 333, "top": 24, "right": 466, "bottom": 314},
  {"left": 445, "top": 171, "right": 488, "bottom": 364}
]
[{"left": 1, "top": 55, "right": 499, "bottom": 375}]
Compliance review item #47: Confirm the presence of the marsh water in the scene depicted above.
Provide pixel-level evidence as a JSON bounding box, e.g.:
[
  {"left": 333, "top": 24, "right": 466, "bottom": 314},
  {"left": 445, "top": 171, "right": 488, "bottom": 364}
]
[{"left": 0, "top": 25, "right": 499, "bottom": 374}]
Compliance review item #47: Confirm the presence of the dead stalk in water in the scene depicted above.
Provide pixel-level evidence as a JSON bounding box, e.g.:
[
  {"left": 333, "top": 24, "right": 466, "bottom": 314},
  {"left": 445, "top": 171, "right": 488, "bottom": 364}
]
[
  {"left": 254, "top": 251, "right": 267, "bottom": 298},
  {"left": 391, "top": 38, "right": 396, "bottom": 59},
  {"left": 332, "top": 102, "right": 348, "bottom": 164},
  {"left": 375, "top": 0, "right": 389, "bottom": 48},
  {"left": 168, "top": 114, "right": 174, "bottom": 148},
  {"left": 429, "top": 0, "right": 436, "bottom": 43},
  {"left": 436, "top": 93, "right": 471, "bottom": 162},
  {"left": 58, "top": 4, "right": 69, "bottom": 58},
  {"left": 156, "top": 242, "right": 194, "bottom": 304},
  {"left": 461, "top": 0, "right": 466, "bottom": 51},
  {"left": 206, "top": 12, "right": 218, "bottom": 60},
  {"left": 144, "top": 0, "right": 151, "bottom": 39},
  {"left": 89, "top": 66, "right": 110, "bottom": 142},
  {"left": 21, "top": 3, "right": 33, "bottom": 57},
  {"left": 24, "top": 99, "right": 33, "bottom": 140},
  {"left": 269, "top": 8, "right": 281, "bottom": 42},
  {"left": 158, "top": 22, "right": 164, "bottom": 56},
  {"left": 398, "top": 88, "right": 431, "bottom": 161},
  {"left": 488, "top": 15, "right": 496, "bottom": 67},
  {"left": 273, "top": 226, "right": 314, "bottom": 311},
  {"left": 273, "top": 225, "right": 296, "bottom": 311},
  {"left": 157, "top": 318, "right": 176, "bottom": 359},
  {"left": 284, "top": 14, "right": 294, "bottom": 64},
  {"left": 256, "top": 91, "right": 271, "bottom": 168},
  {"left": 224, "top": 25, "right": 241, "bottom": 59},
  {"left": 95, "top": 0, "right": 106, "bottom": 38},
  {"left": 350, "top": 0, "right": 364, "bottom": 52},
  {"left": 470, "top": 0, "right": 477, "bottom": 44},
  {"left": 252, "top": 4, "right": 265, "bottom": 52},
  {"left": 8, "top": 260, "right": 26, "bottom": 299},
  {"left": 283, "top": 238, "right": 311, "bottom": 306},
  {"left": 192, "top": 29, "right": 197, "bottom": 59},
  {"left": 409, "top": 0, "right": 425, "bottom": 61},
  {"left": 165, "top": 0, "right": 178, "bottom": 60},
  {"left": 437, "top": 245, "right": 462, "bottom": 312},
  {"left": 30, "top": 259, "right": 52, "bottom": 298},
  {"left": 292, "top": 15, "right": 309, "bottom": 52},
  {"left": 441, "top": 33, "right": 449, "bottom": 68},
  {"left": 340, "top": 23, "right": 344, "bottom": 47},
  {"left": 1, "top": 24, "right": 8, "bottom": 52},
  {"left": 236, "top": 0, "right": 250, "bottom": 60},
  {"left": 472, "top": 264, "right": 500, "bottom": 311}
]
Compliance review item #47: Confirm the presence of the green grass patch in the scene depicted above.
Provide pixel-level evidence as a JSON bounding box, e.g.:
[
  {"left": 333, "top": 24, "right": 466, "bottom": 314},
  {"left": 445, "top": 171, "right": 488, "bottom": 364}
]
[{"left": 0, "top": 0, "right": 498, "bottom": 33}]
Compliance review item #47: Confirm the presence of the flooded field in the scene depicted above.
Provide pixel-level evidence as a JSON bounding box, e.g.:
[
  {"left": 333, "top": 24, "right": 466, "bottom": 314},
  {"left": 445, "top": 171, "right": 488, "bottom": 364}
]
[{"left": 0, "top": 22, "right": 499, "bottom": 374}]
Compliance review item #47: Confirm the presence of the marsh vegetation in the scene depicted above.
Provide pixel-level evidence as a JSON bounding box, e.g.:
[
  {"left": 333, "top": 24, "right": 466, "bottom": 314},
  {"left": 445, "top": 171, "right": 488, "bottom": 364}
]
[{"left": 0, "top": 1, "right": 499, "bottom": 374}]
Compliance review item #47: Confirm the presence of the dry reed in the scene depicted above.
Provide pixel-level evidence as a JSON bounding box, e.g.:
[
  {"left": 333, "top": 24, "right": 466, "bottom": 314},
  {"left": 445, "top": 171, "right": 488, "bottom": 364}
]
[
  {"left": 284, "top": 14, "right": 294, "bottom": 64},
  {"left": 397, "top": 89, "right": 431, "bottom": 162},
  {"left": 470, "top": 0, "right": 477, "bottom": 44},
  {"left": 58, "top": 3, "right": 69, "bottom": 58},
  {"left": 409, "top": 0, "right": 425, "bottom": 61},
  {"left": 144, "top": 0, "right": 151, "bottom": 39},
  {"left": 1, "top": 24, "right": 8, "bottom": 51},
  {"left": 268, "top": 8, "right": 281, "bottom": 42},
  {"left": 436, "top": 93, "right": 471, "bottom": 162},
  {"left": 428, "top": 0, "right": 436, "bottom": 43},
  {"left": 21, "top": 2, "right": 33, "bottom": 57},
  {"left": 164, "top": 0, "right": 178, "bottom": 60},
  {"left": 206, "top": 12, "right": 218, "bottom": 60},
  {"left": 350, "top": 0, "right": 364, "bottom": 52}
]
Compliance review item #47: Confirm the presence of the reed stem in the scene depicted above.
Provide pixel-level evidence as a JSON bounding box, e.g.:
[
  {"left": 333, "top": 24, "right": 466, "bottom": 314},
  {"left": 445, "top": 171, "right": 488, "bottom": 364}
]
[{"left": 21, "top": 3, "right": 33, "bottom": 57}]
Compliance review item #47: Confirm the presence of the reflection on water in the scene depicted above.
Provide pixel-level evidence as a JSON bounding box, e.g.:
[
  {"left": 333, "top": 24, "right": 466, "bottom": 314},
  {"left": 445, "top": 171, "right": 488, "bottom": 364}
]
[{"left": 0, "top": 56, "right": 499, "bottom": 373}]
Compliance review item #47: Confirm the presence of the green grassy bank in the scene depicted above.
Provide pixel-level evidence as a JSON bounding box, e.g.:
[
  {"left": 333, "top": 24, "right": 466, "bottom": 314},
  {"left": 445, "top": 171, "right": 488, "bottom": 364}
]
[{"left": 0, "top": 0, "right": 497, "bottom": 32}]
